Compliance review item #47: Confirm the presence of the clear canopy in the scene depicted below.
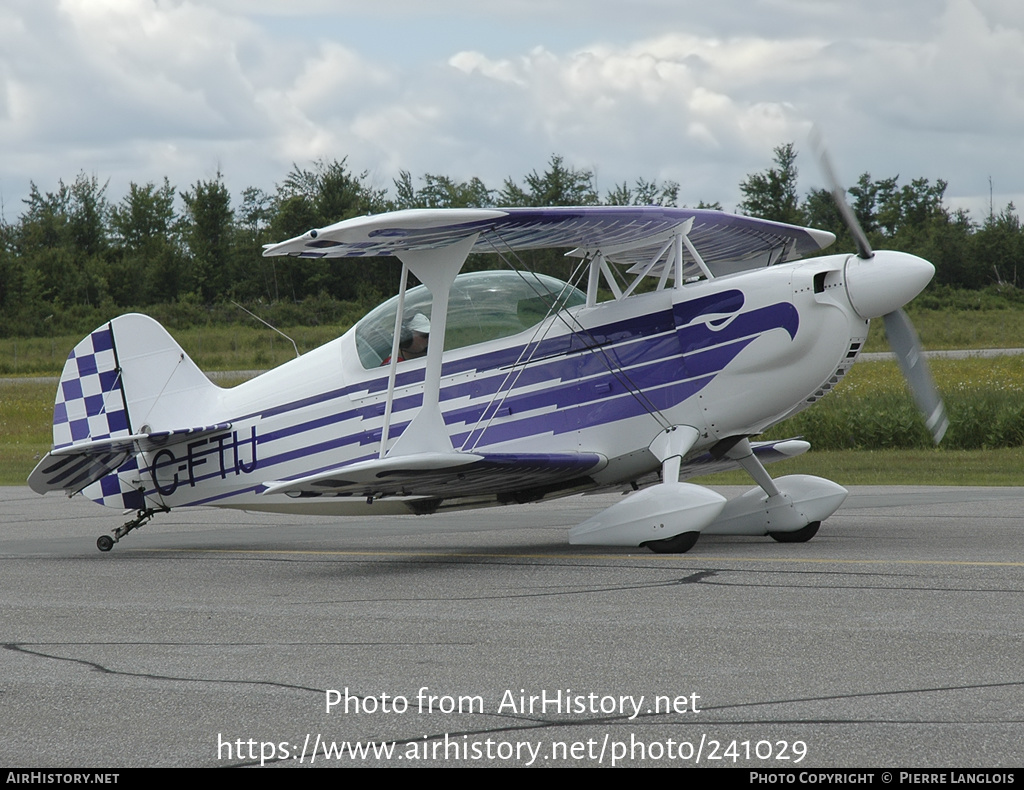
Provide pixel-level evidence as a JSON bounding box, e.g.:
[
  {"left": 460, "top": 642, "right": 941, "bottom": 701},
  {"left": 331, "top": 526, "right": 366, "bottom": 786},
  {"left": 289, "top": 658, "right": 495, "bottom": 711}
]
[{"left": 354, "top": 270, "right": 586, "bottom": 368}]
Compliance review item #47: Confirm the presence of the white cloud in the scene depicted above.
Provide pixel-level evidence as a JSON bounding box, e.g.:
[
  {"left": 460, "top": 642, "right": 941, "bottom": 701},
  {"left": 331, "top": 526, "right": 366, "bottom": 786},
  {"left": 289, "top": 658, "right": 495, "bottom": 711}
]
[
  {"left": 449, "top": 51, "right": 528, "bottom": 86},
  {"left": 0, "top": 0, "right": 1021, "bottom": 216}
]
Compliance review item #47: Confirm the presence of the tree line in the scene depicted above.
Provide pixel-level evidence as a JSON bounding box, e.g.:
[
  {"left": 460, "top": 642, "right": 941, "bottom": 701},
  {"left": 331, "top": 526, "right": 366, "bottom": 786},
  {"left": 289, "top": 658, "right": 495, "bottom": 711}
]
[
  {"left": 0, "top": 148, "right": 1020, "bottom": 338},
  {"left": 738, "top": 143, "right": 1023, "bottom": 296}
]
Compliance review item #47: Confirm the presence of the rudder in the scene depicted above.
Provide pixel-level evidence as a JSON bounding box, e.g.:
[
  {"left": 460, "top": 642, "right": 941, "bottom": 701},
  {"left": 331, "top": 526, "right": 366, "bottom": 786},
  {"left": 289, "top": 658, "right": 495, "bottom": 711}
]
[{"left": 53, "top": 314, "right": 220, "bottom": 447}]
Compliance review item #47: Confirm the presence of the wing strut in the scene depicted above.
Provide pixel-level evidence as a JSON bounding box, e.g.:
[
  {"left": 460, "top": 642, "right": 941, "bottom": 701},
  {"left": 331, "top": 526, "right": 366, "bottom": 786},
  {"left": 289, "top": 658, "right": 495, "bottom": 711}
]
[
  {"left": 379, "top": 261, "right": 410, "bottom": 459},
  {"left": 681, "top": 232, "right": 714, "bottom": 281},
  {"left": 621, "top": 236, "right": 677, "bottom": 298},
  {"left": 384, "top": 233, "right": 480, "bottom": 458},
  {"left": 582, "top": 218, "right": 719, "bottom": 304},
  {"left": 584, "top": 254, "right": 624, "bottom": 306},
  {"left": 482, "top": 234, "right": 676, "bottom": 435}
]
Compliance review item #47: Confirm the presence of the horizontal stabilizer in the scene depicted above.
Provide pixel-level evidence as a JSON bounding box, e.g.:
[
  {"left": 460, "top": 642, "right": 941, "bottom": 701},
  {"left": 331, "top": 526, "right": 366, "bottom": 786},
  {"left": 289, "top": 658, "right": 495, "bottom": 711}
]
[
  {"left": 263, "top": 451, "right": 607, "bottom": 500},
  {"left": 28, "top": 447, "right": 135, "bottom": 496},
  {"left": 29, "top": 423, "right": 233, "bottom": 495},
  {"left": 135, "top": 423, "right": 233, "bottom": 452}
]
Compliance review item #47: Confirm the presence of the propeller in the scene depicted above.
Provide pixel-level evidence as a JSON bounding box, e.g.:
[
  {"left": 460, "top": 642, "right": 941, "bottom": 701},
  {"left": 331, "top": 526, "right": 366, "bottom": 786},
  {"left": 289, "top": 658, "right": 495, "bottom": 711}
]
[{"left": 810, "top": 128, "right": 949, "bottom": 444}]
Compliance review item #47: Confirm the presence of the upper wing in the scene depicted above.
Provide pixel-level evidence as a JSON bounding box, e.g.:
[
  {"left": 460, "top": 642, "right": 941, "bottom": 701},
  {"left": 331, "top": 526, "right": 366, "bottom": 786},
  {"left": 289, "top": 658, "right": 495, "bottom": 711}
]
[{"left": 262, "top": 207, "right": 835, "bottom": 278}]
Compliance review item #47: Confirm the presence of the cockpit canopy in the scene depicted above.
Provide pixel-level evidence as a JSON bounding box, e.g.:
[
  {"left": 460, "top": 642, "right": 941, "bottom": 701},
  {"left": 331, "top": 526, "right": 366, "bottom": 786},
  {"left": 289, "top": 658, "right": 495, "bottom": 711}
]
[{"left": 354, "top": 270, "right": 586, "bottom": 369}]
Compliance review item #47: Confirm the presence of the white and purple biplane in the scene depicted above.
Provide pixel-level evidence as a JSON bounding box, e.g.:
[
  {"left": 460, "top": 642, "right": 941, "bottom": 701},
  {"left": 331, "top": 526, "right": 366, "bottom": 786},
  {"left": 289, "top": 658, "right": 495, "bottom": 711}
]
[{"left": 29, "top": 190, "right": 946, "bottom": 553}]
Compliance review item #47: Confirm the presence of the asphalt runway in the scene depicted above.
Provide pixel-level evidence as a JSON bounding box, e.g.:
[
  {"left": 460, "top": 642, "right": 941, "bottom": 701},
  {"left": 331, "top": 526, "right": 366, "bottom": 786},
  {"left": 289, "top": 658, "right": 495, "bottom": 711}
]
[{"left": 2, "top": 485, "right": 1023, "bottom": 768}]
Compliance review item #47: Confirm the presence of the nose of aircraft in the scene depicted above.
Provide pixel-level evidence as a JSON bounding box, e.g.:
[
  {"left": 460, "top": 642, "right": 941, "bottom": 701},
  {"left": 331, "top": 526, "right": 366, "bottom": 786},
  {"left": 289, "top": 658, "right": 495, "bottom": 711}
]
[{"left": 844, "top": 251, "right": 935, "bottom": 319}]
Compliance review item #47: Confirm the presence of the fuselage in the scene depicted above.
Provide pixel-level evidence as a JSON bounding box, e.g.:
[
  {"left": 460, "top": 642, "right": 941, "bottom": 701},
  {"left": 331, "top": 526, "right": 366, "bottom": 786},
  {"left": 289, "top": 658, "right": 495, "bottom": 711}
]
[{"left": 133, "top": 255, "right": 868, "bottom": 517}]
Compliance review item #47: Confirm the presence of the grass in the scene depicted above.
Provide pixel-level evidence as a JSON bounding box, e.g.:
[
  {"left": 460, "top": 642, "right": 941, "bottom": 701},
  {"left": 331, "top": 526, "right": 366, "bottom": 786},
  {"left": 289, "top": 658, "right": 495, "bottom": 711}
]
[
  {"left": 699, "top": 448, "right": 1024, "bottom": 486},
  {"left": 0, "top": 325, "right": 342, "bottom": 376},
  {"left": 0, "top": 380, "right": 54, "bottom": 485},
  {"left": 758, "top": 356, "right": 1024, "bottom": 450},
  {"left": 862, "top": 306, "right": 1024, "bottom": 353}
]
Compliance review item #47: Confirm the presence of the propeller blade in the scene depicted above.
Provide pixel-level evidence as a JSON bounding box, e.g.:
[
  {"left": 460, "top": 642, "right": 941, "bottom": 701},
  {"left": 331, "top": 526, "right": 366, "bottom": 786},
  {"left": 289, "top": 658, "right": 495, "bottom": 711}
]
[
  {"left": 883, "top": 309, "right": 949, "bottom": 444},
  {"left": 809, "top": 126, "right": 874, "bottom": 260},
  {"left": 810, "top": 127, "right": 944, "bottom": 443}
]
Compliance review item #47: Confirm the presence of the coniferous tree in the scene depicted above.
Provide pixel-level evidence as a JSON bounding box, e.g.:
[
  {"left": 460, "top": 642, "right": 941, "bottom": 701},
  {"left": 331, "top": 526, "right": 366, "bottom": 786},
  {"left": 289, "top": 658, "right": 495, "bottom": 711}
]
[
  {"left": 110, "top": 179, "right": 180, "bottom": 305},
  {"left": 738, "top": 142, "right": 801, "bottom": 225},
  {"left": 180, "top": 172, "right": 234, "bottom": 303}
]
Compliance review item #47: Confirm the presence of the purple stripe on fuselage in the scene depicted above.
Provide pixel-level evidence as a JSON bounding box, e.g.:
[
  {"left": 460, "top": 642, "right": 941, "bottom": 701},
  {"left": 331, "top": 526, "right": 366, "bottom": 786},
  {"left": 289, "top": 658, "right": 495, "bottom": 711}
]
[
  {"left": 232, "top": 302, "right": 791, "bottom": 458},
  {"left": 674, "top": 289, "right": 746, "bottom": 326},
  {"left": 280, "top": 299, "right": 790, "bottom": 420},
  {"left": 451, "top": 374, "right": 717, "bottom": 448}
]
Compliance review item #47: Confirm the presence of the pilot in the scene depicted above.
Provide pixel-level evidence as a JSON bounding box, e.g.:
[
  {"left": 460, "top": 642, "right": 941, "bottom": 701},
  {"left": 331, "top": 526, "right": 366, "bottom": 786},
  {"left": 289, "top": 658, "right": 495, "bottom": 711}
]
[{"left": 383, "top": 312, "right": 430, "bottom": 364}]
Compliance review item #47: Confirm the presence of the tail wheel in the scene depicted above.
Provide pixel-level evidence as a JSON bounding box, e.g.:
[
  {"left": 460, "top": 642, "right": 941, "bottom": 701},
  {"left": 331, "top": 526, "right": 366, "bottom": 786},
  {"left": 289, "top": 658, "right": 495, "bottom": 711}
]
[
  {"left": 769, "top": 521, "right": 820, "bottom": 543},
  {"left": 642, "top": 531, "right": 700, "bottom": 554}
]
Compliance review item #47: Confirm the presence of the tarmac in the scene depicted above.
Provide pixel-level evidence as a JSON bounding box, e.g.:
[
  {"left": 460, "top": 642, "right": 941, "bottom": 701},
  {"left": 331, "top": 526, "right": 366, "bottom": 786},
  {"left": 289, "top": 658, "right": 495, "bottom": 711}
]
[{"left": 2, "top": 484, "right": 1024, "bottom": 768}]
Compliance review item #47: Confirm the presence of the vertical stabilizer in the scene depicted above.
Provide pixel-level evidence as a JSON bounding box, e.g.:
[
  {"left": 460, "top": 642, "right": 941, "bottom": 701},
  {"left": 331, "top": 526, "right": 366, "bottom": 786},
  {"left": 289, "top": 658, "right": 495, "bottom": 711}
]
[
  {"left": 30, "top": 314, "right": 223, "bottom": 508},
  {"left": 103, "top": 313, "right": 221, "bottom": 434}
]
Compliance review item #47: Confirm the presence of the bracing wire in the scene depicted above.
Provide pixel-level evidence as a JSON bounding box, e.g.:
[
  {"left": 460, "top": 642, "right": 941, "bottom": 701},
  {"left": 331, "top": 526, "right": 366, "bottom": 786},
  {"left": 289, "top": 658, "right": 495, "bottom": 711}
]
[{"left": 460, "top": 229, "right": 675, "bottom": 449}]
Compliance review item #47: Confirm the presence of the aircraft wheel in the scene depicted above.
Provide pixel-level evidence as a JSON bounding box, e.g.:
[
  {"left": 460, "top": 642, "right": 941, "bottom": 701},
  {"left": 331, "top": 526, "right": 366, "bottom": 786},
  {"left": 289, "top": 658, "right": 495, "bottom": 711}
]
[
  {"left": 96, "top": 535, "right": 114, "bottom": 552},
  {"left": 642, "top": 531, "right": 700, "bottom": 554},
  {"left": 769, "top": 521, "right": 820, "bottom": 543}
]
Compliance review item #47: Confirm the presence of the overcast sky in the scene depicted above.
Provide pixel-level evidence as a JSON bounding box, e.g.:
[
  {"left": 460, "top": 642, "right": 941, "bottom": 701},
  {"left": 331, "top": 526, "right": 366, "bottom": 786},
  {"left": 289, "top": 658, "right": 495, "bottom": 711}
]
[{"left": 1, "top": 0, "right": 1021, "bottom": 224}]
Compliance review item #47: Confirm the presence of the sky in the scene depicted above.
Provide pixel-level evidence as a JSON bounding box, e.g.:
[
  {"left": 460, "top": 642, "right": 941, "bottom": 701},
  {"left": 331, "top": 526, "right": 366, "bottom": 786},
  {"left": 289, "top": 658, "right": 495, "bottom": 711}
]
[{"left": 1, "top": 0, "right": 1022, "bottom": 224}]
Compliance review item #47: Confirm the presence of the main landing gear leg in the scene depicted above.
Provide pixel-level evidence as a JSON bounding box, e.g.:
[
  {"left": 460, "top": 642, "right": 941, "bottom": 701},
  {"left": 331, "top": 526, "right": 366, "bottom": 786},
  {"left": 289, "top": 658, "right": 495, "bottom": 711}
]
[
  {"left": 96, "top": 505, "right": 169, "bottom": 552},
  {"left": 715, "top": 436, "right": 781, "bottom": 498},
  {"left": 712, "top": 438, "right": 831, "bottom": 545}
]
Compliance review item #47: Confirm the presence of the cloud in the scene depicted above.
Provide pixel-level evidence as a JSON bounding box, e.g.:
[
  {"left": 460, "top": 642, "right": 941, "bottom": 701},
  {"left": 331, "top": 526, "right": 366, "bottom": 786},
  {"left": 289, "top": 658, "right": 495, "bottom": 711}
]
[
  {"left": 0, "top": 0, "right": 382, "bottom": 199},
  {"left": 0, "top": 0, "right": 1021, "bottom": 216},
  {"left": 868, "top": 0, "right": 1024, "bottom": 133},
  {"left": 32, "top": 1, "right": 269, "bottom": 141},
  {"left": 433, "top": 36, "right": 818, "bottom": 197}
]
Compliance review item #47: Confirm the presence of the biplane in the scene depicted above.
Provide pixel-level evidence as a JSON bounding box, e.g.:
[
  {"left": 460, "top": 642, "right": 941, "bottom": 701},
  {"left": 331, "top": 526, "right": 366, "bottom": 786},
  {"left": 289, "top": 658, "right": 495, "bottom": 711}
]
[{"left": 29, "top": 176, "right": 946, "bottom": 553}]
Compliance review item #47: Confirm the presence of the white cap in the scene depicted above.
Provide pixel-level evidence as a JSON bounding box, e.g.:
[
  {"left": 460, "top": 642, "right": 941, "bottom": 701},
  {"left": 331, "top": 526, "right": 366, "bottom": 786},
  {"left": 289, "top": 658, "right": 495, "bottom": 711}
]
[{"left": 408, "top": 313, "right": 431, "bottom": 334}]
